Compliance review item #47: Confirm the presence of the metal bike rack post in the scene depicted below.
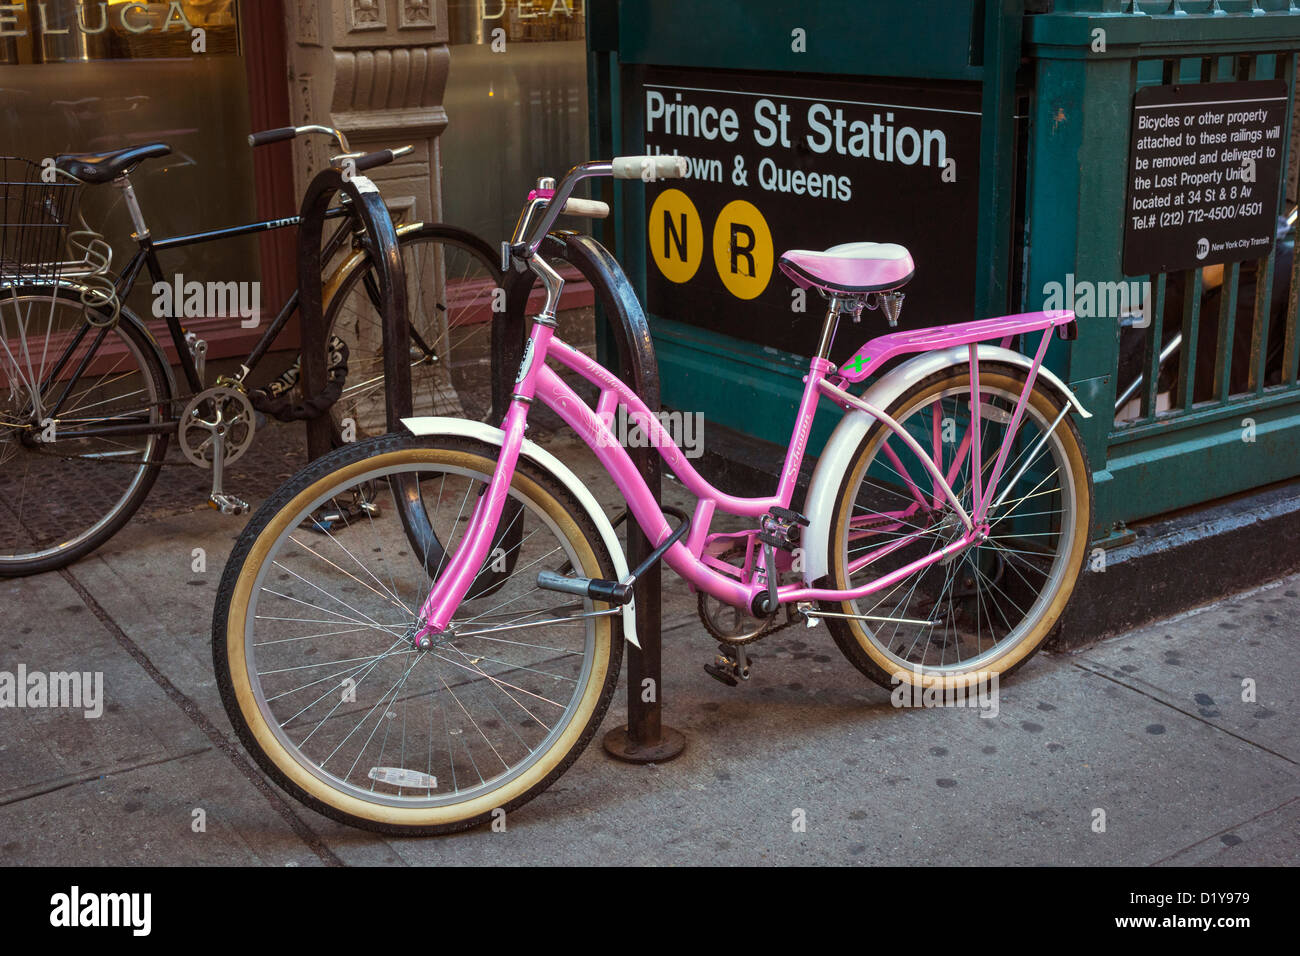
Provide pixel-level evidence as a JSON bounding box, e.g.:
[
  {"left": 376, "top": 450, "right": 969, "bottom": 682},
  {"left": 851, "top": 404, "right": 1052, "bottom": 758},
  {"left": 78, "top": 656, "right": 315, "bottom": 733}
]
[
  {"left": 296, "top": 167, "right": 409, "bottom": 461},
  {"left": 503, "top": 231, "right": 685, "bottom": 763}
]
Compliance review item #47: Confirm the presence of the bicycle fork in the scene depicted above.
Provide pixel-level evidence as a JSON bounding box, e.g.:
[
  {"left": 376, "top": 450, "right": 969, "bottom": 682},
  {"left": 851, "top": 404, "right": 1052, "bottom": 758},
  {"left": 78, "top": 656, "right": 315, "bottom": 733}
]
[
  {"left": 410, "top": 360, "right": 536, "bottom": 644},
  {"left": 411, "top": 257, "right": 565, "bottom": 644}
]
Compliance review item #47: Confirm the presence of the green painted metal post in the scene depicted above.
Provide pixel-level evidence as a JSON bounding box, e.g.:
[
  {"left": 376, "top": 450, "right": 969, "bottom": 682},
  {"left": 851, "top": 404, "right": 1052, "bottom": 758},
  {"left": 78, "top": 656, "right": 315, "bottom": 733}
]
[{"left": 975, "top": 0, "right": 1028, "bottom": 320}]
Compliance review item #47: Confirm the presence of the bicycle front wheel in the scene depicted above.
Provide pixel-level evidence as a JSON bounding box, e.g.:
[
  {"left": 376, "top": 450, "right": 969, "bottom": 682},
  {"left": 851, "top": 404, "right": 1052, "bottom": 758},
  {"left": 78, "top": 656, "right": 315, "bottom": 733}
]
[
  {"left": 821, "top": 364, "right": 1092, "bottom": 691},
  {"left": 0, "top": 286, "right": 170, "bottom": 575},
  {"left": 323, "top": 224, "right": 503, "bottom": 439},
  {"left": 213, "top": 431, "right": 622, "bottom": 834}
]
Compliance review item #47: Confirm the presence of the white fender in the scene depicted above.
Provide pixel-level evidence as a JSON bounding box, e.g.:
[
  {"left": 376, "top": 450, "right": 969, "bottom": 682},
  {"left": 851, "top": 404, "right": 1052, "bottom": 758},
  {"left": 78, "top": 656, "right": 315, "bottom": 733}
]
[
  {"left": 801, "top": 345, "right": 1092, "bottom": 583},
  {"left": 401, "top": 416, "right": 639, "bottom": 648}
]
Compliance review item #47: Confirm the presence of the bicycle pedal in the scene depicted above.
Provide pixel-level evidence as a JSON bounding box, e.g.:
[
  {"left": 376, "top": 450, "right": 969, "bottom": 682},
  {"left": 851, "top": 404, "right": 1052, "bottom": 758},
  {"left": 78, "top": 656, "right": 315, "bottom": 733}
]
[
  {"left": 769, "top": 506, "right": 810, "bottom": 527},
  {"left": 209, "top": 493, "right": 249, "bottom": 517},
  {"left": 703, "top": 659, "right": 740, "bottom": 687},
  {"left": 796, "top": 602, "right": 821, "bottom": 628},
  {"left": 704, "top": 644, "right": 751, "bottom": 687}
]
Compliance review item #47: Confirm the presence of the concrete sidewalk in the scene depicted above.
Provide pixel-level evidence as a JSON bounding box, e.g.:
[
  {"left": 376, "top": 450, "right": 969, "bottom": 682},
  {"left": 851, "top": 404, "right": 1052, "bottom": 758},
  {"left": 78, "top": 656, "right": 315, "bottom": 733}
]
[{"left": 1, "top": 429, "right": 1297, "bottom": 866}]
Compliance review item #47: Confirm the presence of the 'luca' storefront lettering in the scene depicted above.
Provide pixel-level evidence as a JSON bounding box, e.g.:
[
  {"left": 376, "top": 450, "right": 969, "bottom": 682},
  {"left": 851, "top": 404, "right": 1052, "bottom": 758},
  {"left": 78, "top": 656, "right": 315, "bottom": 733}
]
[{"left": 0, "top": 1, "right": 195, "bottom": 37}]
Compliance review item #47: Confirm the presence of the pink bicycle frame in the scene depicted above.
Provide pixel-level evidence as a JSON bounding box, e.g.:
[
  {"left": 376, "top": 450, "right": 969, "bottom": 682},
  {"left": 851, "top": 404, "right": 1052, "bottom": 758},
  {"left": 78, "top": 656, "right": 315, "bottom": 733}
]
[{"left": 411, "top": 282, "right": 1076, "bottom": 640}]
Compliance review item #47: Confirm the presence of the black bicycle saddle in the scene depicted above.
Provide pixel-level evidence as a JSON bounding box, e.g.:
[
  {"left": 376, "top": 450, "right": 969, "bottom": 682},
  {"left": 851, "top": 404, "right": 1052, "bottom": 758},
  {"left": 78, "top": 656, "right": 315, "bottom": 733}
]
[{"left": 55, "top": 143, "right": 172, "bottom": 184}]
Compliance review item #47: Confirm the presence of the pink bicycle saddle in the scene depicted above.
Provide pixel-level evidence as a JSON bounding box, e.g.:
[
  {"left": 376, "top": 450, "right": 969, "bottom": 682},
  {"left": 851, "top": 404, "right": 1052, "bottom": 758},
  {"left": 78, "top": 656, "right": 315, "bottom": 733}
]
[{"left": 778, "top": 241, "right": 915, "bottom": 295}]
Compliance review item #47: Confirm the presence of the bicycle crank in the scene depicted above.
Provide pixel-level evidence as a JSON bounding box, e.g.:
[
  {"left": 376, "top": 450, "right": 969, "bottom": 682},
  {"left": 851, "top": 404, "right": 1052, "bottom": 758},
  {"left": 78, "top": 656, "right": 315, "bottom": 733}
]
[
  {"left": 180, "top": 386, "right": 256, "bottom": 468},
  {"left": 697, "top": 544, "right": 782, "bottom": 645},
  {"left": 180, "top": 386, "right": 256, "bottom": 517}
]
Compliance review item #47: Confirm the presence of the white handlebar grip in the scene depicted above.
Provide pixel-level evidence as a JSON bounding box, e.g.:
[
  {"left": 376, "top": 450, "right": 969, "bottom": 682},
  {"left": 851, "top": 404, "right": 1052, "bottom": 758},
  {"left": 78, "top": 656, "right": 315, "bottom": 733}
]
[
  {"left": 611, "top": 155, "right": 689, "bottom": 181},
  {"left": 561, "top": 198, "right": 611, "bottom": 219}
]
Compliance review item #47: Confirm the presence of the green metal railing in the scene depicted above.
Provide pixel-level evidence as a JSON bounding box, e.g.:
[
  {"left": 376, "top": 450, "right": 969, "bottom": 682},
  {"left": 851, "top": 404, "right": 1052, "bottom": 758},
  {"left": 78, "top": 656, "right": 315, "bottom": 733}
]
[{"left": 1024, "top": 1, "right": 1300, "bottom": 537}]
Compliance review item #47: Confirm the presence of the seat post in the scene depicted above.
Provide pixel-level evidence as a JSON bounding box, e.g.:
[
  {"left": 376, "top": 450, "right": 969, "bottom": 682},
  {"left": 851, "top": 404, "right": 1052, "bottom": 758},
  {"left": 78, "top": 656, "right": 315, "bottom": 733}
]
[
  {"left": 815, "top": 295, "right": 863, "bottom": 361},
  {"left": 114, "top": 174, "right": 150, "bottom": 241}
]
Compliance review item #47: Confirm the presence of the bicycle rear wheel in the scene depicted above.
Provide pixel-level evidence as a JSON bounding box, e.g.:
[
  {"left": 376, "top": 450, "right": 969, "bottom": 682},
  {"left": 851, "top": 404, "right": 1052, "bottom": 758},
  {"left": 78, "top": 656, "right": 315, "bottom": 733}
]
[
  {"left": 0, "top": 286, "right": 170, "bottom": 575},
  {"left": 213, "top": 431, "right": 622, "bottom": 834},
  {"left": 820, "top": 365, "right": 1092, "bottom": 690},
  {"left": 323, "top": 224, "right": 503, "bottom": 438}
]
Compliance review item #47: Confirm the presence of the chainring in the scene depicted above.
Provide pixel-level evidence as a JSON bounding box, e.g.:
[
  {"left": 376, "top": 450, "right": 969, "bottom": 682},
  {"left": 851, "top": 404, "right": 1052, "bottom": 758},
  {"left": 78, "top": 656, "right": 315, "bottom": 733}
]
[
  {"left": 697, "top": 545, "right": 781, "bottom": 645},
  {"left": 179, "top": 386, "right": 256, "bottom": 469}
]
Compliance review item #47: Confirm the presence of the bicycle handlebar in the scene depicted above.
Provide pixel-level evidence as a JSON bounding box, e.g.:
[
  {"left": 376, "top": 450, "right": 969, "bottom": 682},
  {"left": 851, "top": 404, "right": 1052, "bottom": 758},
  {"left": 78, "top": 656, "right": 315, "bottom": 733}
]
[
  {"left": 353, "top": 146, "right": 414, "bottom": 172},
  {"left": 248, "top": 125, "right": 413, "bottom": 175},
  {"left": 562, "top": 197, "right": 610, "bottom": 219},
  {"left": 248, "top": 123, "right": 354, "bottom": 154},
  {"left": 248, "top": 126, "right": 298, "bottom": 148},
  {"left": 510, "top": 155, "right": 689, "bottom": 258}
]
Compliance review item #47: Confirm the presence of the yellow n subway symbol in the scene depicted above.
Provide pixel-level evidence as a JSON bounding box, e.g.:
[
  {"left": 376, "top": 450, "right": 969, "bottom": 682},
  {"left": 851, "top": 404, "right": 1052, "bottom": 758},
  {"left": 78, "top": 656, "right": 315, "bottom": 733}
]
[{"left": 648, "top": 188, "right": 702, "bottom": 283}]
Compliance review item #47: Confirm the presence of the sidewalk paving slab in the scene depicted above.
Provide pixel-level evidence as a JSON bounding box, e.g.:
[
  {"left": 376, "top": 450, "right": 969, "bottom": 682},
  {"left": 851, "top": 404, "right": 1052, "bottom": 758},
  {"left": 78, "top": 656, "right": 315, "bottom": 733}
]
[
  {"left": 1076, "top": 580, "right": 1299, "bottom": 762},
  {"left": 1, "top": 571, "right": 208, "bottom": 807},
  {"left": 0, "top": 565, "right": 327, "bottom": 866},
  {"left": 0, "top": 750, "right": 324, "bottom": 867}
]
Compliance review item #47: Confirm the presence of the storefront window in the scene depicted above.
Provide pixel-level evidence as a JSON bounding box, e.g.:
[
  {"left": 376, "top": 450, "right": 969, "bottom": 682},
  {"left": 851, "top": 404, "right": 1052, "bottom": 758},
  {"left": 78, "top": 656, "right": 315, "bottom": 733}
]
[
  {"left": 441, "top": 0, "right": 588, "bottom": 241},
  {"left": 0, "top": 1, "right": 257, "bottom": 320}
]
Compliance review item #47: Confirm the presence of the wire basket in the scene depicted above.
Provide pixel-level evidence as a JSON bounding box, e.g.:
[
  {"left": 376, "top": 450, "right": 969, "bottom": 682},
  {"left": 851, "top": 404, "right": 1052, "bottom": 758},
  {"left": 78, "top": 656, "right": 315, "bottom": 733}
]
[{"left": 0, "top": 156, "right": 84, "bottom": 284}]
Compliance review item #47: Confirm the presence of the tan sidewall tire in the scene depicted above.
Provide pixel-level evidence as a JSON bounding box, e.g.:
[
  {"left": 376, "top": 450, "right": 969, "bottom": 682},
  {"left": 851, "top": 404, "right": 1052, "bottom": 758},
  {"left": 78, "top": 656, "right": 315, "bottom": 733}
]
[
  {"left": 824, "top": 368, "right": 1092, "bottom": 691},
  {"left": 218, "top": 441, "right": 616, "bottom": 832}
]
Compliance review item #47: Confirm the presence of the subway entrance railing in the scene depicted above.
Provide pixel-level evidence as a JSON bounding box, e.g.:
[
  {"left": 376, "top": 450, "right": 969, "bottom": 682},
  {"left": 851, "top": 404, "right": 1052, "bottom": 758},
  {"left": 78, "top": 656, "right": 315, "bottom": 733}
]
[
  {"left": 588, "top": 0, "right": 1300, "bottom": 541},
  {"left": 1025, "top": 1, "right": 1300, "bottom": 537}
]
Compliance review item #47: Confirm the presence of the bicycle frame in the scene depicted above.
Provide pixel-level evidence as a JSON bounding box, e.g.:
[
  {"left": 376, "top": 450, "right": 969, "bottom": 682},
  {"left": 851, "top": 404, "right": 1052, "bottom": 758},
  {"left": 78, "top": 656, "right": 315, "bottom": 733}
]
[
  {"left": 119, "top": 205, "right": 355, "bottom": 393},
  {"left": 412, "top": 281, "right": 1078, "bottom": 640},
  {"left": 26, "top": 205, "right": 355, "bottom": 442}
]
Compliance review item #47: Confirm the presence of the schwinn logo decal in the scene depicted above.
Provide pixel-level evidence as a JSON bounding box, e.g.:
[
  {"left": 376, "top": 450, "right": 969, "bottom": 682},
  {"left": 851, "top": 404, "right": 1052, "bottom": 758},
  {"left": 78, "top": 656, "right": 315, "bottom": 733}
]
[
  {"left": 785, "top": 410, "right": 811, "bottom": 480},
  {"left": 580, "top": 353, "right": 623, "bottom": 390},
  {"left": 515, "top": 338, "right": 535, "bottom": 384}
]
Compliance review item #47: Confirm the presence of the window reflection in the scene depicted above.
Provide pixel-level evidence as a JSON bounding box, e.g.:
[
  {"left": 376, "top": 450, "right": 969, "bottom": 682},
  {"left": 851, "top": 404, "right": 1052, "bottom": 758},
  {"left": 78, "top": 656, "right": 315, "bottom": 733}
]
[
  {"left": 0, "top": 0, "right": 257, "bottom": 319},
  {"left": 442, "top": 0, "right": 588, "bottom": 242}
]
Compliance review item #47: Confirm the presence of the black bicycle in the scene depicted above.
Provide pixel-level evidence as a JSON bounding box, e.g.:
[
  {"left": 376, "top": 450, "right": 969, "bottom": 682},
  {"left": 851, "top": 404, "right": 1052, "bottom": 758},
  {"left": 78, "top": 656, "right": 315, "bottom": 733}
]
[{"left": 0, "top": 123, "right": 502, "bottom": 576}]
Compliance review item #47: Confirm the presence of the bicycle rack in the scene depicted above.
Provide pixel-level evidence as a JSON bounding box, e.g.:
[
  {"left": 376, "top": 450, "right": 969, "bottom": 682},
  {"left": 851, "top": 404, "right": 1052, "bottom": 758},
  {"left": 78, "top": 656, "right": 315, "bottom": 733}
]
[
  {"left": 295, "top": 165, "right": 409, "bottom": 460},
  {"left": 503, "top": 231, "right": 686, "bottom": 763}
]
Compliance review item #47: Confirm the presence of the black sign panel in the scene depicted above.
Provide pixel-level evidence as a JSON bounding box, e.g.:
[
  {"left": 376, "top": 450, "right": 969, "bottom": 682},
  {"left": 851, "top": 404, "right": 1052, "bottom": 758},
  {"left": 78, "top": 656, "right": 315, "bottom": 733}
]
[
  {"left": 1123, "top": 79, "right": 1287, "bottom": 277},
  {"left": 635, "top": 66, "right": 982, "bottom": 359}
]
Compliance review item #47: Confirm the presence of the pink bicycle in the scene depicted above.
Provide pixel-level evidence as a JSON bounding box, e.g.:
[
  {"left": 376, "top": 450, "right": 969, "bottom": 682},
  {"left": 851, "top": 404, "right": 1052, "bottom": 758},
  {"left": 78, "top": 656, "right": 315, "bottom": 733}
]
[{"left": 213, "top": 156, "right": 1095, "bottom": 833}]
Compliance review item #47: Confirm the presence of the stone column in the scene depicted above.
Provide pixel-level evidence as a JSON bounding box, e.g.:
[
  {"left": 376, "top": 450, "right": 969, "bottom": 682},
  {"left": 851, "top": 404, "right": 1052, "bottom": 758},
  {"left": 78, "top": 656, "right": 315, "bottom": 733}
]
[{"left": 283, "top": 0, "right": 458, "bottom": 429}]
